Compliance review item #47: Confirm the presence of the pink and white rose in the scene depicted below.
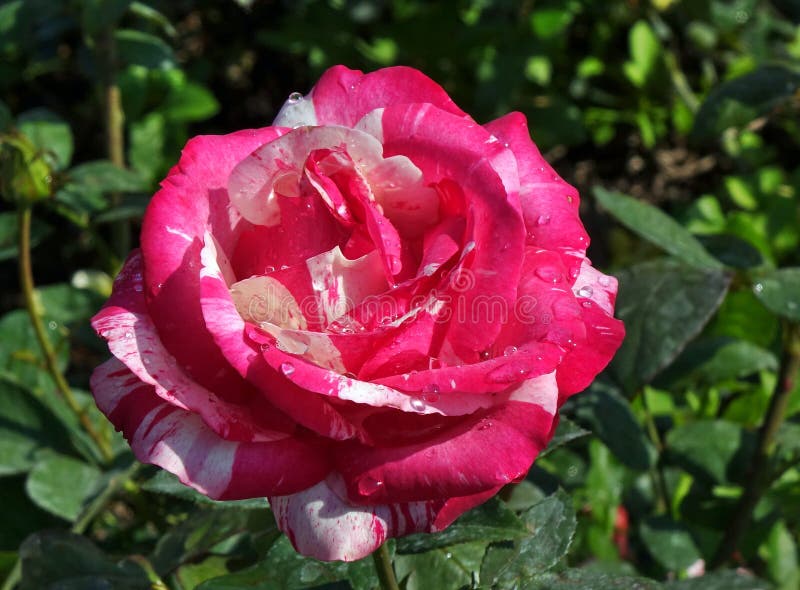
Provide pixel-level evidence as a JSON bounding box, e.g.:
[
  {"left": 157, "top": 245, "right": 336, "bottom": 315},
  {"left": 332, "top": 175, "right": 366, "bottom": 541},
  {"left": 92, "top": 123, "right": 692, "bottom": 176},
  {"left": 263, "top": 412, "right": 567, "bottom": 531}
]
[{"left": 91, "top": 65, "right": 624, "bottom": 561}]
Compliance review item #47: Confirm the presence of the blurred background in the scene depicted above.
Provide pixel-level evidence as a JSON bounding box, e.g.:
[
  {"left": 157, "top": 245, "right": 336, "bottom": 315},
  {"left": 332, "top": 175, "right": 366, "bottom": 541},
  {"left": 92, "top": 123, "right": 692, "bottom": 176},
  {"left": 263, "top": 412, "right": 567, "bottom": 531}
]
[{"left": 1, "top": 1, "right": 799, "bottom": 589}]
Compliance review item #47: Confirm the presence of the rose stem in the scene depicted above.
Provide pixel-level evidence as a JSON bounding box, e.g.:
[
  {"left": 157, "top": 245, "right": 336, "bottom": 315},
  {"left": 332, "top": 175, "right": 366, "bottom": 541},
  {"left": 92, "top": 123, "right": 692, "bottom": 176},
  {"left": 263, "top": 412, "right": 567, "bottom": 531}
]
[
  {"left": 98, "top": 28, "right": 129, "bottom": 259},
  {"left": 17, "top": 206, "right": 114, "bottom": 463},
  {"left": 0, "top": 461, "right": 141, "bottom": 590},
  {"left": 710, "top": 320, "right": 800, "bottom": 568},
  {"left": 372, "top": 542, "right": 400, "bottom": 590}
]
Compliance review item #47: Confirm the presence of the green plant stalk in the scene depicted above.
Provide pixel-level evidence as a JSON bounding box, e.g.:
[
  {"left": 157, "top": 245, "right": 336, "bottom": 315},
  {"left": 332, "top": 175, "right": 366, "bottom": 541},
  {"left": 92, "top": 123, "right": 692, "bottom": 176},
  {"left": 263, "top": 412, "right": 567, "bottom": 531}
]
[
  {"left": 641, "top": 392, "right": 672, "bottom": 516},
  {"left": 710, "top": 320, "right": 800, "bottom": 568},
  {"left": 372, "top": 542, "right": 400, "bottom": 590},
  {"left": 99, "top": 29, "right": 129, "bottom": 258},
  {"left": 17, "top": 206, "right": 114, "bottom": 462}
]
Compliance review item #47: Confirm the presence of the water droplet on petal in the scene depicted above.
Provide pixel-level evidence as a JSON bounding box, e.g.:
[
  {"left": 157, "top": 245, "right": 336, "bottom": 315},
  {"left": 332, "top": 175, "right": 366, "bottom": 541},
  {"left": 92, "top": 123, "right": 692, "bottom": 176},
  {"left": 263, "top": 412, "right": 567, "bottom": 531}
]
[
  {"left": 124, "top": 331, "right": 134, "bottom": 339},
  {"left": 260, "top": 343, "right": 270, "bottom": 351},
  {"left": 536, "top": 214, "right": 551, "bottom": 226},
  {"left": 503, "top": 345, "right": 517, "bottom": 356},
  {"left": 480, "top": 349, "right": 492, "bottom": 360},
  {"left": 535, "top": 267, "right": 562, "bottom": 283},
  {"left": 264, "top": 265, "right": 276, "bottom": 273},
  {"left": 387, "top": 255, "right": 402, "bottom": 274},
  {"left": 477, "top": 420, "right": 492, "bottom": 431},
  {"left": 577, "top": 285, "right": 594, "bottom": 298},
  {"left": 287, "top": 91, "right": 303, "bottom": 103},
  {"left": 280, "top": 362, "right": 295, "bottom": 376},
  {"left": 422, "top": 384, "right": 440, "bottom": 402},
  {"left": 409, "top": 397, "right": 426, "bottom": 411},
  {"left": 462, "top": 240, "right": 476, "bottom": 256},
  {"left": 582, "top": 300, "right": 593, "bottom": 308}
]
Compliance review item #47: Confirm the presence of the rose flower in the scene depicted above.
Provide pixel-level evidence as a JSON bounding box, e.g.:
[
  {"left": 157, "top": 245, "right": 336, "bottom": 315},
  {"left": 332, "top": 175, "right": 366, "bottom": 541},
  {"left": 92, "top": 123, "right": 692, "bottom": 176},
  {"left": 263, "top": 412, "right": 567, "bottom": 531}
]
[{"left": 91, "top": 65, "right": 624, "bottom": 561}]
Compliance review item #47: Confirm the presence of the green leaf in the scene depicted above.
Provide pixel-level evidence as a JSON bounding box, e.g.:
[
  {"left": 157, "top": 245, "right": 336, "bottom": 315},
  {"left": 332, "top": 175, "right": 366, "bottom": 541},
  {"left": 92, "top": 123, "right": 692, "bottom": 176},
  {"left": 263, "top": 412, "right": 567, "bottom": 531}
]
[
  {"left": 396, "top": 497, "right": 527, "bottom": 553},
  {"left": 67, "top": 160, "right": 147, "bottom": 193},
  {"left": 150, "top": 506, "right": 276, "bottom": 576},
  {"left": 760, "top": 520, "right": 799, "bottom": 590},
  {"left": 0, "top": 212, "right": 52, "bottom": 261},
  {"left": 623, "top": 20, "right": 661, "bottom": 87},
  {"left": 666, "top": 420, "right": 755, "bottom": 485},
  {"left": 0, "top": 381, "right": 72, "bottom": 476},
  {"left": 142, "top": 470, "right": 266, "bottom": 509},
  {"left": 0, "top": 309, "right": 69, "bottom": 394},
  {"left": 521, "top": 567, "right": 663, "bottom": 589},
  {"left": 161, "top": 82, "right": 219, "bottom": 122},
  {"left": 530, "top": 9, "right": 574, "bottom": 39},
  {"left": 19, "top": 531, "right": 151, "bottom": 590},
  {"left": 36, "top": 284, "right": 105, "bottom": 326},
  {"left": 81, "top": 0, "right": 131, "bottom": 37},
  {"left": 25, "top": 451, "right": 102, "bottom": 521},
  {"left": 656, "top": 336, "right": 778, "bottom": 386},
  {"left": 395, "top": 541, "right": 485, "bottom": 590},
  {"left": 612, "top": 259, "right": 731, "bottom": 392},
  {"left": 129, "top": 112, "right": 165, "bottom": 182},
  {"left": 639, "top": 516, "right": 702, "bottom": 572},
  {"left": 481, "top": 491, "right": 577, "bottom": 587},
  {"left": 753, "top": 268, "right": 800, "bottom": 321},
  {"left": 692, "top": 66, "right": 800, "bottom": 142},
  {"left": 697, "top": 234, "right": 764, "bottom": 269},
  {"left": 594, "top": 187, "right": 721, "bottom": 269},
  {"left": 538, "top": 416, "right": 590, "bottom": 459},
  {"left": 174, "top": 556, "right": 230, "bottom": 590},
  {"left": 115, "top": 29, "right": 175, "bottom": 69},
  {"left": 566, "top": 381, "right": 656, "bottom": 470},
  {"left": 17, "top": 108, "right": 74, "bottom": 170}
]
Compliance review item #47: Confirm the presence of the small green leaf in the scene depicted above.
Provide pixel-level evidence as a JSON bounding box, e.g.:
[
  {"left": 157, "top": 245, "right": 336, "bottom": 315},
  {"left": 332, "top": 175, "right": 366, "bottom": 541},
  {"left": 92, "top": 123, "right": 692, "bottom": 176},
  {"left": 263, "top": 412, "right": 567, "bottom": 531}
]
[
  {"left": 17, "top": 108, "right": 73, "bottom": 170},
  {"left": 0, "top": 381, "right": 72, "bottom": 476},
  {"left": 19, "top": 531, "right": 151, "bottom": 590},
  {"left": 130, "top": 112, "right": 165, "bottom": 182},
  {"left": 594, "top": 187, "right": 722, "bottom": 269},
  {"left": 115, "top": 29, "right": 175, "bottom": 69},
  {"left": 530, "top": 9, "right": 574, "bottom": 39},
  {"left": 640, "top": 516, "right": 702, "bottom": 572},
  {"left": 396, "top": 542, "right": 485, "bottom": 590},
  {"left": 692, "top": 66, "right": 800, "bottom": 141},
  {"left": 752, "top": 268, "right": 800, "bottom": 321},
  {"left": 612, "top": 259, "right": 731, "bottom": 391},
  {"left": 396, "top": 496, "right": 527, "bottom": 553},
  {"left": 67, "top": 160, "right": 147, "bottom": 193},
  {"left": 481, "top": 491, "right": 577, "bottom": 587},
  {"left": 25, "top": 451, "right": 102, "bottom": 521},
  {"left": 667, "top": 420, "right": 755, "bottom": 485},
  {"left": 566, "top": 381, "right": 656, "bottom": 470},
  {"left": 539, "top": 417, "right": 590, "bottom": 459},
  {"left": 624, "top": 20, "right": 661, "bottom": 87},
  {"left": 161, "top": 82, "right": 220, "bottom": 122}
]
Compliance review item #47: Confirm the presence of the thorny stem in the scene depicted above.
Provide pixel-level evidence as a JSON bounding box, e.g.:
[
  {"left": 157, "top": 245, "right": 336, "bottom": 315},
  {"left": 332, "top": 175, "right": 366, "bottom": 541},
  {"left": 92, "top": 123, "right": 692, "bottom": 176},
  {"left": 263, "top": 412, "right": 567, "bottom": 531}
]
[
  {"left": 17, "top": 206, "right": 114, "bottom": 463},
  {"left": 710, "top": 320, "right": 800, "bottom": 568},
  {"left": 372, "top": 542, "right": 400, "bottom": 590}
]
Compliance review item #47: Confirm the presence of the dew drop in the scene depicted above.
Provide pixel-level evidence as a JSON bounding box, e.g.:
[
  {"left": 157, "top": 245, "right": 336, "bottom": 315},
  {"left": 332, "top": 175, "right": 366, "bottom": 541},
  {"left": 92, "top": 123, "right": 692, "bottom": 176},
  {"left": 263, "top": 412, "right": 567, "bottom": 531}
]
[
  {"left": 259, "top": 343, "right": 270, "bottom": 351},
  {"left": 753, "top": 283, "right": 764, "bottom": 293},
  {"left": 287, "top": 91, "right": 303, "bottom": 103},
  {"left": 264, "top": 265, "right": 276, "bottom": 273},
  {"left": 581, "top": 300, "right": 593, "bottom": 308},
  {"left": 445, "top": 552, "right": 453, "bottom": 559},
  {"left": 409, "top": 397, "right": 426, "bottom": 411},
  {"left": 280, "top": 362, "right": 295, "bottom": 376},
  {"left": 479, "top": 349, "right": 492, "bottom": 360},
  {"left": 422, "top": 384, "right": 440, "bottom": 402},
  {"left": 124, "top": 331, "right": 134, "bottom": 339},
  {"left": 503, "top": 345, "right": 517, "bottom": 356},
  {"left": 387, "top": 255, "right": 402, "bottom": 274},
  {"left": 535, "top": 267, "right": 562, "bottom": 283},
  {"left": 577, "top": 285, "right": 594, "bottom": 298},
  {"left": 462, "top": 240, "right": 476, "bottom": 256},
  {"left": 536, "top": 214, "right": 551, "bottom": 226},
  {"left": 478, "top": 420, "right": 492, "bottom": 431},
  {"left": 48, "top": 321, "right": 57, "bottom": 330},
  {"left": 359, "top": 476, "right": 384, "bottom": 496}
]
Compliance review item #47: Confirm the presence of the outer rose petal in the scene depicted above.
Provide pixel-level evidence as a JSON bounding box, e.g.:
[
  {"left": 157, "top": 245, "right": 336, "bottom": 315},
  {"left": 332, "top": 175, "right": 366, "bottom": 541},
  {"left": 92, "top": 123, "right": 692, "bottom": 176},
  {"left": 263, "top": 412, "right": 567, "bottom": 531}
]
[
  {"left": 310, "top": 65, "right": 469, "bottom": 127},
  {"left": 91, "top": 358, "right": 329, "bottom": 498},
  {"left": 270, "top": 478, "right": 500, "bottom": 562}
]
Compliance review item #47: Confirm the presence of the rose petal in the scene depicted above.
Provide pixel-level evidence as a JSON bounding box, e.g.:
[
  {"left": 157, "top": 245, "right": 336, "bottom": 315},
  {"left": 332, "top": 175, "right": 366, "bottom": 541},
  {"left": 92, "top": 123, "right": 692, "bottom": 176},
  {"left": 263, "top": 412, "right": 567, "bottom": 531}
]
[
  {"left": 141, "top": 127, "right": 286, "bottom": 397},
  {"left": 92, "top": 252, "right": 294, "bottom": 441},
  {"left": 311, "top": 65, "right": 469, "bottom": 127},
  {"left": 91, "top": 358, "right": 329, "bottom": 498}
]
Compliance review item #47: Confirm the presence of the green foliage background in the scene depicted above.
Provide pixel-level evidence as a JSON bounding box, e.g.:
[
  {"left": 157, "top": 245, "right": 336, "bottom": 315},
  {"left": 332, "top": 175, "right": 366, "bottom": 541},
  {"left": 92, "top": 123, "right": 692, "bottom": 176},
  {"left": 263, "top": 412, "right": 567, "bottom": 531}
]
[{"left": 1, "top": 0, "right": 800, "bottom": 588}]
